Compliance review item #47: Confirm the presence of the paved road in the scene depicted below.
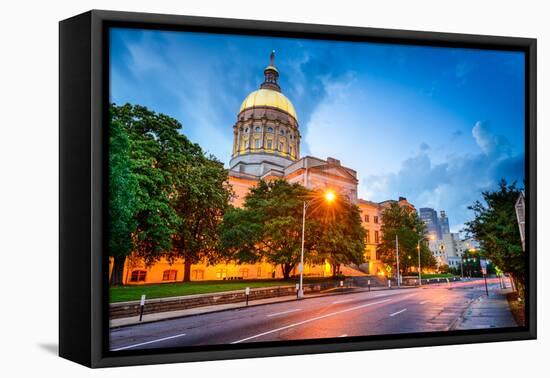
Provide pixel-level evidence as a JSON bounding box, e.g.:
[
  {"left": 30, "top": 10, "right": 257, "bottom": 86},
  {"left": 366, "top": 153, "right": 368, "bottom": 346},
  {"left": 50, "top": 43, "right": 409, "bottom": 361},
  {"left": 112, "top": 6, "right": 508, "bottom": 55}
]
[{"left": 110, "top": 278, "right": 504, "bottom": 351}]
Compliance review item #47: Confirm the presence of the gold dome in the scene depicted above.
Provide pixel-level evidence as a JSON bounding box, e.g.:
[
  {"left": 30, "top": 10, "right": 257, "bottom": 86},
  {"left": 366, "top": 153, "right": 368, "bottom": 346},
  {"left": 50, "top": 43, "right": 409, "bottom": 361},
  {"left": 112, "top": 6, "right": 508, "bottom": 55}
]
[{"left": 239, "top": 89, "right": 298, "bottom": 121}]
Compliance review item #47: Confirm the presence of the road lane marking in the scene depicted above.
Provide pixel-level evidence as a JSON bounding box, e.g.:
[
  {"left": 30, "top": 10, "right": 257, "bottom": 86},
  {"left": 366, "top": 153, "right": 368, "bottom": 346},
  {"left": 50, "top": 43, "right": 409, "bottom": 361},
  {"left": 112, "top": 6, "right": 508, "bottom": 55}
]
[
  {"left": 420, "top": 300, "right": 429, "bottom": 305},
  {"left": 111, "top": 333, "right": 187, "bottom": 351},
  {"left": 266, "top": 309, "right": 301, "bottom": 317},
  {"left": 339, "top": 334, "right": 348, "bottom": 337},
  {"left": 333, "top": 299, "right": 353, "bottom": 304},
  {"left": 231, "top": 298, "right": 392, "bottom": 344},
  {"left": 389, "top": 309, "right": 407, "bottom": 317}
]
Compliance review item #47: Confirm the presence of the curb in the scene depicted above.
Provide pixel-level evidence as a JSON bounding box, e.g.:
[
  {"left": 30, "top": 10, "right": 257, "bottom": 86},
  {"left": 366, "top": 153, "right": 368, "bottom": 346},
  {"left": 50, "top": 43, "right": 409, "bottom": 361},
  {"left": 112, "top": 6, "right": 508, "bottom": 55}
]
[{"left": 110, "top": 285, "right": 419, "bottom": 330}]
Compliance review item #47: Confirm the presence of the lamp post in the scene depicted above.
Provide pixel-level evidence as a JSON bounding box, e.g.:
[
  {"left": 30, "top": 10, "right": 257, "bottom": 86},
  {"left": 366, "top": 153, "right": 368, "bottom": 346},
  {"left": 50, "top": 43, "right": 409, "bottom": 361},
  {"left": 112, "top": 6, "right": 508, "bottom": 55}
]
[{"left": 298, "top": 189, "right": 335, "bottom": 299}]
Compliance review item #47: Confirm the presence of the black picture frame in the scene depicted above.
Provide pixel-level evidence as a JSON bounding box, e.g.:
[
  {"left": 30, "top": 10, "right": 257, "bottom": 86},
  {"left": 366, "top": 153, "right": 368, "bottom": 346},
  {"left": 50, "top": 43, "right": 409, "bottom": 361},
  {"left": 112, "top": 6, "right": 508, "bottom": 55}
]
[{"left": 59, "top": 9, "right": 537, "bottom": 368}]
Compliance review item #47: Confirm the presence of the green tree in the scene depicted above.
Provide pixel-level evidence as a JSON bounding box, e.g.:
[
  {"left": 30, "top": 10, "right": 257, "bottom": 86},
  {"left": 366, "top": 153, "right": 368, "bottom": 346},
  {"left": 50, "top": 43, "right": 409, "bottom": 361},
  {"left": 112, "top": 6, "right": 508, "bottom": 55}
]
[
  {"left": 464, "top": 179, "right": 525, "bottom": 294},
  {"left": 169, "top": 157, "right": 233, "bottom": 281},
  {"left": 111, "top": 104, "right": 183, "bottom": 267},
  {"left": 461, "top": 249, "right": 482, "bottom": 277},
  {"left": 223, "top": 180, "right": 310, "bottom": 279},
  {"left": 376, "top": 202, "right": 433, "bottom": 278},
  {"left": 108, "top": 119, "right": 138, "bottom": 285},
  {"left": 309, "top": 198, "right": 366, "bottom": 277},
  {"left": 219, "top": 180, "right": 365, "bottom": 279}
]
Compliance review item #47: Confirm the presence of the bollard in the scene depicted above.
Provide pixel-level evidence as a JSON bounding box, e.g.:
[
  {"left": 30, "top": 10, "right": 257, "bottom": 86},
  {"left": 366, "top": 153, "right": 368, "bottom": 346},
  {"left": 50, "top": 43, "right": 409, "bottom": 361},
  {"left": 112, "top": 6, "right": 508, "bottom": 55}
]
[
  {"left": 368, "top": 279, "right": 371, "bottom": 292},
  {"left": 139, "top": 294, "right": 146, "bottom": 321},
  {"left": 295, "top": 283, "right": 300, "bottom": 299},
  {"left": 245, "top": 287, "right": 250, "bottom": 305},
  {"left": 388, "top": 279, "right": 392, "bottom": 289}
]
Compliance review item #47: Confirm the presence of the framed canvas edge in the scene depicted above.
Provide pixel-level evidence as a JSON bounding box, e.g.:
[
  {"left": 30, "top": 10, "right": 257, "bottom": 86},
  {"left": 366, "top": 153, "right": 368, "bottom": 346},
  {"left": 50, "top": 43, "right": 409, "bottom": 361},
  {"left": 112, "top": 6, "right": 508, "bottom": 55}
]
[{"left": 58, "top": 9, "right": 537, "bottom": 368}]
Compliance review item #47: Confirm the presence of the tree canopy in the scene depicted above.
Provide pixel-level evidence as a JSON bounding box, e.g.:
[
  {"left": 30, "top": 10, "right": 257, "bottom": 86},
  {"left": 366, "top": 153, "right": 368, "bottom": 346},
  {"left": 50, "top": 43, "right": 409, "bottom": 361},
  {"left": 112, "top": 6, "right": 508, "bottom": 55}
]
[
  {"left": 108, "top": 103, "right": 232, "bottom": 284},
  {"left": 219, "top": 180, "right": 365, "bottom": 279},
  {"left": 464, "top": 179, "right": 525, "bottom": 294},
  {"left": 376, "top": 202, "right": 436, "bottom": 277}
]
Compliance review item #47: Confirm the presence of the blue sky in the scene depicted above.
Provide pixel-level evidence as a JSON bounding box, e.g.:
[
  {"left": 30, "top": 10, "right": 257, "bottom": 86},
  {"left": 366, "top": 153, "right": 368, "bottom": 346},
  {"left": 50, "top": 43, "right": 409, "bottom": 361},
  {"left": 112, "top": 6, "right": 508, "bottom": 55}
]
[{"left": 110, "top": 28, "right": 525, "bottom": 232}]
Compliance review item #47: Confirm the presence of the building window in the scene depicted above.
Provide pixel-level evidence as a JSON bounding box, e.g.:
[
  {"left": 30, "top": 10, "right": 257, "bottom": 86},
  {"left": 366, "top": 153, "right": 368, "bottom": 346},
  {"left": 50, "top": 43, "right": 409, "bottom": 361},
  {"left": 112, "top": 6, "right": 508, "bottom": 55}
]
[
  {"left": 255, "top": 126, "right": 261, "bottom": 133},
  {"left": 374, "top": 216, "right": 379, "bottom": 224},
  {"left": 280, "top": 129, "right": 285, "bottom": 135},
  {"left": 267, "top": 127, "right": 274, "bottom": 133},
  {"left": 374, "top": 231, "right": 380, "bottom": 243},
  {"left": 192, "top": 269, "right": 204, "bottom": 280},
  {"left": 279, "top": 142, "right": 284, "bottom": 152},
  {"left": 365, "top": 230, "right": 370, "bottom": 243},
  {"left": 255, "top": 139, "right": 260, "bottom": 149},
  {"left": 162, "top": 270, "right": 177, "bottom": 281},
  {"left": 130, "top": 270, "right": 146, "bottom": 282},
  {"left": 364, "top": 215, "right": 369, "bottom": 222},
  {"left": 239, "top": 268, "right": 249, "bottom": 278},
  {"left": 244, "top": 128, "right": 249, "bottom": 133},
  {"left": 267, "top": 140, "right": 273, "bottom": 149},
  {"left": 216, "top": 269, "right": 227, "bottom": 279}
]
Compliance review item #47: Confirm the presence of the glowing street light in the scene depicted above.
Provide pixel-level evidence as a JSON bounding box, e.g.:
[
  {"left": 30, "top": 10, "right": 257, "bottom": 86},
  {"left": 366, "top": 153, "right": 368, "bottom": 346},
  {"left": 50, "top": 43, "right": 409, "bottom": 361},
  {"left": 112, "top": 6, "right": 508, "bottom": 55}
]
[
  {"left": 298, "top": 189, "right": 336, "bottom": 299},
  {"left": 324, "top": 190, "right": 336, "bottom": 203}
]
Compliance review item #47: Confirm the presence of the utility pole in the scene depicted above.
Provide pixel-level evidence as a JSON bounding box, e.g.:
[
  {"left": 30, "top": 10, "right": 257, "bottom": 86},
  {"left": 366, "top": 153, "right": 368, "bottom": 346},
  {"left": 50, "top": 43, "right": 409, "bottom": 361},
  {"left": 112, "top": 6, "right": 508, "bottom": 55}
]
[
  {"left": 298, "top": 200, "right": 306, "bottom": 299},
  {"left": 417, "top": 240, "right": 422, "bottom": 286},
  {"left": 396, "top": 234, "right": 400, "bottom": 287}
]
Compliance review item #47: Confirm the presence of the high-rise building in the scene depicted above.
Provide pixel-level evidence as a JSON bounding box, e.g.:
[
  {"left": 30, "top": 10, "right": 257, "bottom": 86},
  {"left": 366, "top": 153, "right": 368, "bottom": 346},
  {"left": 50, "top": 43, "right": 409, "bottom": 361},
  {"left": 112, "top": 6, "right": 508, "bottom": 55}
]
[
  {"left": 439, "top": 210, "right": 450, "bottom": 235},
  {"left": 419, "top": 207, "right": 440, "bottom": 240}
]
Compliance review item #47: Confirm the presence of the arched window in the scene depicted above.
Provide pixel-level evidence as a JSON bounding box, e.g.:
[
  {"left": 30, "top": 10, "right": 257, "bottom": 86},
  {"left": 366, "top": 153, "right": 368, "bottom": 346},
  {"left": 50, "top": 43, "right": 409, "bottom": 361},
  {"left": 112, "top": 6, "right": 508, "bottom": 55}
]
[
  {"left": 280, "top": 129, "right": 285, "bottom": 135},
  {"left": 130, "top": 270, "right": 146, "bottom": 282},
  {"left": 267, "top": 127, "right": 274, "bottom": 133},
  {"left": 255, "top": 126, "right": 261, "bottom": 133},
  {"left": 244, "top": 127, "right": 249, "bottom": 133},
  {"left": 162, "top": 270, "right": 177, "bottom": 281}
]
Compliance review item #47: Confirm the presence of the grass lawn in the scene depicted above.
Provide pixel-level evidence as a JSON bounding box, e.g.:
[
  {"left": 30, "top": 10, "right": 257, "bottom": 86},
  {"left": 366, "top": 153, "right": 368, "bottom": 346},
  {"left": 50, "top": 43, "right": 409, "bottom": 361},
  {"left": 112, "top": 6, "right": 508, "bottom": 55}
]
[
  {"left": 421, "top": 273, "right": 457, "bottom": 279},
  {"left": 109, "top": 279, "right": 329, "bottom": 303}
]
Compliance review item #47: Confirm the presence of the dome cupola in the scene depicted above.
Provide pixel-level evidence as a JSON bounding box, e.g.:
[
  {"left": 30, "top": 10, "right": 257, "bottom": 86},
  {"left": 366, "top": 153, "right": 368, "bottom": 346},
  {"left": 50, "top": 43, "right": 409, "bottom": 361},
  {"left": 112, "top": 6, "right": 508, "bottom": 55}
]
[{"left": 230, "top": 51, "right": 301, "bottom": 178}]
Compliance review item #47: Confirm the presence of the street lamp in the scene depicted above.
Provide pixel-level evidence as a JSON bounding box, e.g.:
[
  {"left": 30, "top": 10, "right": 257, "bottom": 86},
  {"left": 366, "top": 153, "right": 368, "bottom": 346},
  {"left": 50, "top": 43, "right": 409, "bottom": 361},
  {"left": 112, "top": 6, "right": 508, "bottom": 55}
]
[
  {"left": 417, "top": 234, "right": 435, "bottom": 286},
  {"left": 298, "top": 189, "right": 336, "bottom": 299}
]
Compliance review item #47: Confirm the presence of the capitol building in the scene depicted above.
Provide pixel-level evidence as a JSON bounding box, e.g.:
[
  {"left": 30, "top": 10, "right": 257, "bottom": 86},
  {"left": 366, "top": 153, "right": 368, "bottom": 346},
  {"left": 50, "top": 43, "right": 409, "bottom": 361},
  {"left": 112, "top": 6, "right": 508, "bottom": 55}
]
[{"left": 111, "top": 52, "right": 415, "bottom": 284}]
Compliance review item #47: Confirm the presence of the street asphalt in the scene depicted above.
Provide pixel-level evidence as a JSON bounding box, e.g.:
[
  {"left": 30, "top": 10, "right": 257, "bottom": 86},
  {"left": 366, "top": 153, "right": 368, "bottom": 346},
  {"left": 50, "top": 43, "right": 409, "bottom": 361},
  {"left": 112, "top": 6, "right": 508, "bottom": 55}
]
[{"left": 109, "top": 278, "right": 507, "bottom": 351}]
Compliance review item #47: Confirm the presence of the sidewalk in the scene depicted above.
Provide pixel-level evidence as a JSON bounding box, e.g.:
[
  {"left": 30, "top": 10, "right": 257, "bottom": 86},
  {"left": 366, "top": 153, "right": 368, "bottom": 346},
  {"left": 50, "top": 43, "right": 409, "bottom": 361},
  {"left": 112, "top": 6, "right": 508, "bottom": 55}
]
[
  {"left": 453, "top": 288, "right": 517, "bottom": 330},
  {"left": 110, "top": 285, "right": 417, "bottom": 329}
]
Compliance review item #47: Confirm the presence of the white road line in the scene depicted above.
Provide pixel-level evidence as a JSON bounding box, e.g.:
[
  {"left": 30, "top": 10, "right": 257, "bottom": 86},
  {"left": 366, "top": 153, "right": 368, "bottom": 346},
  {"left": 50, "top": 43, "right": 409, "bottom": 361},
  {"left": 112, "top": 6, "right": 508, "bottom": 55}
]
[
  {"left": 339, "top": 334, "right": 348, "bottom": 337},
  {"left": 112, "top": 333, "right": 187, "bottom": 351},
  {"left": 389, "top": 309, "right": 407, "bottom": 317},
  {"left": 231, "top": 298, "right": 392, "bottom": 344},
  {"left": 420, "top": 300, "right": 429, "bottom": 305},
  {"left": 333, "top": 298, "right": 353, "bottom": 304},
  {"left": 266, "top": 309, "right": 301, "bottom": 317}
]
